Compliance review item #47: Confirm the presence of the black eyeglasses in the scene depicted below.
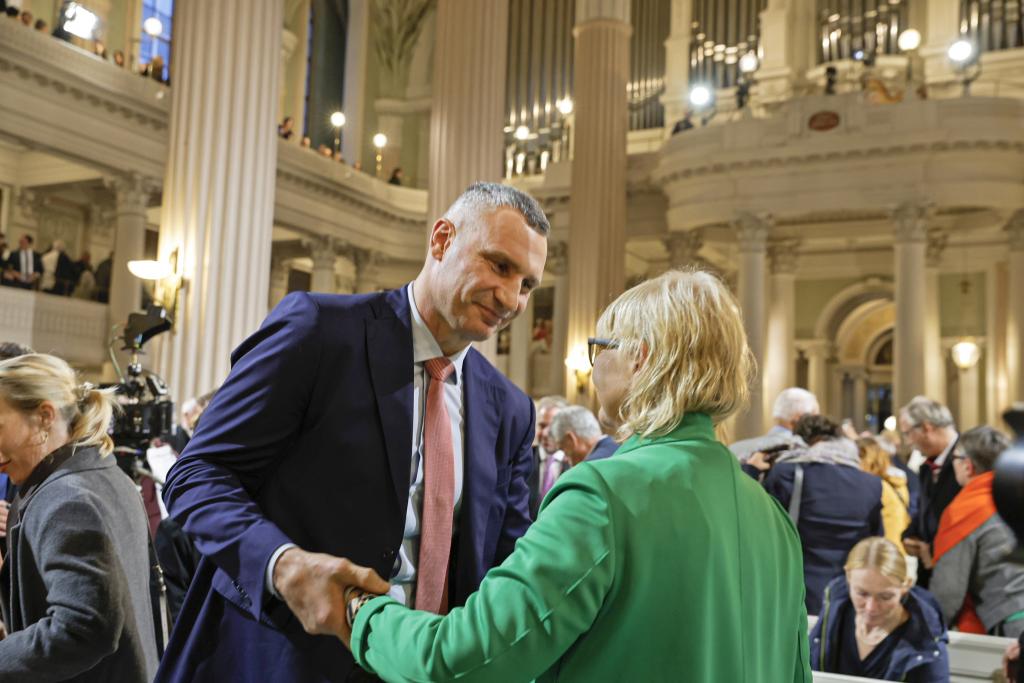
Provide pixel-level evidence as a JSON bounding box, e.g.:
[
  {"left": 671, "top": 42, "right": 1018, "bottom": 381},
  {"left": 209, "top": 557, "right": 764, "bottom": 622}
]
[{"left": 587, "top": 337, "right": 619, "bottom": 366}]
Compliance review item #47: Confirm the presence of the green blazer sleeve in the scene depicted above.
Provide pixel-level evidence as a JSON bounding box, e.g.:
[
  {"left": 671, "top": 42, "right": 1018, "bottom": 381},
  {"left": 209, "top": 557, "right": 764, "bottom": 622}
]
[{"left": 351, "top": 467, "right": 615, "bottom": 682}]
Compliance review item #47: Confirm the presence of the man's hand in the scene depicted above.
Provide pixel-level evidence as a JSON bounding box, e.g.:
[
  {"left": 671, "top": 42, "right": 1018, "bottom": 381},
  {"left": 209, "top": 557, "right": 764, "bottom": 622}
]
[
  {"left": 902, "top": 537, "right": 933, "bottom": 568},
  {"left": 747, "top": 451, "right": 772, "bottom": 472},
  {"left": 273, "top": 547, "right": 389, "bottom": 638},
  {"left": 0, "top": 500, "right": 9, "bottom": 538}
]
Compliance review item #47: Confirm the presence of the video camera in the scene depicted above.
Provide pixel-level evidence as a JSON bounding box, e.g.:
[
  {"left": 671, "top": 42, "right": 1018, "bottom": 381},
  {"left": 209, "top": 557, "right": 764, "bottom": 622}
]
[
  {"left": 105, "top": 305, "right": 175, "bottom": 481},
  {"left": 994, "top": 406, "right": 1024, "bottom": 563}
]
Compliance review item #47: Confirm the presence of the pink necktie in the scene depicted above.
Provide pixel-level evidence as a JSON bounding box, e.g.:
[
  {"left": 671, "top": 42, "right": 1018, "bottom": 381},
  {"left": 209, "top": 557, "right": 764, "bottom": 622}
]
[{"left": 415, "top": 357, "right": 455, "bottom": 614}]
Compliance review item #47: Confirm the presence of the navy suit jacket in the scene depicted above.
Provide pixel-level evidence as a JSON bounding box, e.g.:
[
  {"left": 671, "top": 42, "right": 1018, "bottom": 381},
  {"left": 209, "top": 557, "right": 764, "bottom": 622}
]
[
  {"left": 584, "top": 435, "right": 619, "bottom": 462},
  {"left": 156, "top": 288, "right": 536, "bottom": 682}
]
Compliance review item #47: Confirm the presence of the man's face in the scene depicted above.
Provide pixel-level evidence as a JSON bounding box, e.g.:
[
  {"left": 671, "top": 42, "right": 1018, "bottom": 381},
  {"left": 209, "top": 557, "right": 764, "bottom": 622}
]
[
  {"left": 18, "top": 237, "right": 29, "bottom": 250},
  {"left": 429, "top": 207, "right": 547, "bottom": 345},
  {"left": 898, "top": 415, "right": 949, "bottom": 457},
  {"left": 537, "top": 405, "right": 560, "bottom": 452},
  {"left": 558, "top": 432, "right": 589, "bottom": 466}
]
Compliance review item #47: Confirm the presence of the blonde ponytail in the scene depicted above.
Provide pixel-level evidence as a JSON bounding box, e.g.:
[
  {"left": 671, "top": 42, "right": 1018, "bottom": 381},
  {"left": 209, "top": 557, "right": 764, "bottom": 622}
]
[{"left": 70, "top": 384, "right": 119, "bottom": 456}]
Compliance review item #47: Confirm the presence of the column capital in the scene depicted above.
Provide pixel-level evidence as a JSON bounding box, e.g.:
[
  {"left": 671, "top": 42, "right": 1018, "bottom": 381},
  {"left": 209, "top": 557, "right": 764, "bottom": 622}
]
[
  {"left": 103, "top": 173, "right": 157, "bottom": 215},
  {"left": 769, "top": 238, "right": 801, "bottom": 274},
  {"left": 1006, "top": 209, "right": 1024, "bottom": 251},
  {"left": 891, "top": 202, "right": 933, "bottom": 243},
  {"left": 664, "top": 229, "right": 703, "bottom": 267},
  {"left": 734, "top": 212, "right": 772, "bottom": 253},
  {"left": 548, "top": 240, "right": 569, "bottom": 276},
  {"left": 306, "top": 236, "right": 339, "bottom": 269},
  {"left": 797, "top": 339, "right": 832, "bottom": 359},
  {"left": 926, "top": 229, "right": 948, "bottom": 267},
  {"left": 348, "top": 246, "right": 382, "bottom": 272}
]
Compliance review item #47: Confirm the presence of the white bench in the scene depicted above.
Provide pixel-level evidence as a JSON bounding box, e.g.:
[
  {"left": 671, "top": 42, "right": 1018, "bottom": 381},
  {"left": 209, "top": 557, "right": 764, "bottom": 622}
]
[{"left": 808, "top": 616, "right": 1014, "bottom": 682}]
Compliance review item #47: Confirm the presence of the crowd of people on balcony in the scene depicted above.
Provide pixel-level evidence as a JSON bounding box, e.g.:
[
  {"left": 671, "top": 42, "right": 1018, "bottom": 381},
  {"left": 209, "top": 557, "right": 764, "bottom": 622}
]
[
  {"left": 276, "top": 115, "right": 412, "bottom": 183},
  {"left": 0, "top": 232, "right": 110, "bottom": 302}
]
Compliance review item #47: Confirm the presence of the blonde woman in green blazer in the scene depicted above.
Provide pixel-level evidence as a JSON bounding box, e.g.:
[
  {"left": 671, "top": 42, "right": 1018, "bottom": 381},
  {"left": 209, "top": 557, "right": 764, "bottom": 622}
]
[{"left": 343, "top": 269, "right": 812, "bottom": 682}]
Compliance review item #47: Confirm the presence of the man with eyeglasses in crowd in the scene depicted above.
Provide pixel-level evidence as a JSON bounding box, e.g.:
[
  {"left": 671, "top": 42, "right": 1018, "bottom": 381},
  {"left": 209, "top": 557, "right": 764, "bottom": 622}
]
[{"left": 899, "top": 396, "right": 962, "bottom": 588}]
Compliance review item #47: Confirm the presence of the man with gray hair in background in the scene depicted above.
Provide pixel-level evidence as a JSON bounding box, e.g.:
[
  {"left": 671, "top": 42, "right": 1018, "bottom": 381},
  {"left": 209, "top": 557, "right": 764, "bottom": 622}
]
[
  {"left": 550, "top": 405, "right": 619, "bottom": 466},
  {"left": 530, "top": 395, "right": 568, "bottom": 518},
  {"left": 899, "top": 396, "right": 961, "bottom": 588},
  {"left": 730, "top": 387, "right": 819, "bottom": 463}
]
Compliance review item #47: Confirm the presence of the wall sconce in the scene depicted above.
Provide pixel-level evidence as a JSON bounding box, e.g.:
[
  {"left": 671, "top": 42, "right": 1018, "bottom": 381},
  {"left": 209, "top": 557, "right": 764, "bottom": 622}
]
[
  {"left": 127, "top": 246, "right": 185, "bottom": 324},
  {"left": 565, "top": 345, "right": 591, "bottom": 394},
  {"left": 951, "top": 339, "right": 981, "bottom": 370}
]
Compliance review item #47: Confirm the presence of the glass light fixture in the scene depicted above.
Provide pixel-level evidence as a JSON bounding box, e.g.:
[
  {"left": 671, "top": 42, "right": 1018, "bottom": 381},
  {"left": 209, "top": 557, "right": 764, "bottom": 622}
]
[
  {"left": 330, "top": 111, "right": 346, "bottom": 128},
  {"left": 738, "top": 52, "right": 760, "bottom": 74},
  {"left": 513, "top": 125, "right": 530, "bottom": 141},
  {"left": 897, "top": 29, "right": 921, "bottom": 52},
  {"left": 143, "top": 16, "right": 163, "bottom": 37},
  {"left": 372, "top": 133, "right": 388, "bottom": 149},
  {"left": 565, "top": 344, "right": 592, "bottom": 394},
  {"left": 951, "top": 339, "right": 981, "bottom": 370},
  {"left": 688, "top": 85, "right": 713, "bottom": 108},
  {"left": 555, "top": 98, "right": 574, "bottom": 116},
  {"left": 127, "top": 259, "right": 172, "bottom": 280},
  {"left": 948, "top": 39, "right": 974, "bottom": 64}
]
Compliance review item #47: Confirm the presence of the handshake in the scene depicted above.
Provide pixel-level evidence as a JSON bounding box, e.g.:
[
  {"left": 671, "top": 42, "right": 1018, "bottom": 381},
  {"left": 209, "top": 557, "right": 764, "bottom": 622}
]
[{"left": 272, "top": 547, "right": 390, "bottom": 648}]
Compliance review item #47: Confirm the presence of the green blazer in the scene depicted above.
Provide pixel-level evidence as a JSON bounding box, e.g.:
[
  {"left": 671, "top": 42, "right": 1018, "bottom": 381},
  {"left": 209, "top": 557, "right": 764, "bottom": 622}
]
[{"left": 352, "top": 412, "right": 812, "bottom": 682}]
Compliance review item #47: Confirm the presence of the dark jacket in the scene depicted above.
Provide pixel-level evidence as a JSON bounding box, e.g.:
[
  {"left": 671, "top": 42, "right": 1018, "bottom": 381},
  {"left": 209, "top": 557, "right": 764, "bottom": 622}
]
[
  {"left": 584, "top": 435, "right": 619, "bottom": 462},
  {"left": 764, "top": 449, "right": 884, "bottom": 615},
  {"left": 904, "top": 440, "right": 961, "bottom": 547},
  {"left": 810, "top": 575, "right": 950, "bottom": 682},
  {"left": 0, "top": 445, "right": 158, "bottom": 682}
]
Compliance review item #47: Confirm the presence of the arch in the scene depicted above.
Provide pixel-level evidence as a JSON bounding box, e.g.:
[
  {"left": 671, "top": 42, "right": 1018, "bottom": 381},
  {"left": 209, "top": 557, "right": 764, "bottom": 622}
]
[{"left": 813, "top": 277, "right": 894, "bottom": 342}]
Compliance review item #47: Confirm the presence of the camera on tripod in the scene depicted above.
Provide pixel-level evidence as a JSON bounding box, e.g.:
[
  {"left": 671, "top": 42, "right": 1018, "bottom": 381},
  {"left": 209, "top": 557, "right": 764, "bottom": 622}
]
[{"left": 106, "top": 305, "right": 175, "bottom": 481}]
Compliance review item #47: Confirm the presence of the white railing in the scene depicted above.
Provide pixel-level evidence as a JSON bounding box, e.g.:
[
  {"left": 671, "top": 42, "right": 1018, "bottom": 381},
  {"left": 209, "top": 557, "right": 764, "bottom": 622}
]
[{"left": 0, "top": 287, "right": 109, "bottom": 367}]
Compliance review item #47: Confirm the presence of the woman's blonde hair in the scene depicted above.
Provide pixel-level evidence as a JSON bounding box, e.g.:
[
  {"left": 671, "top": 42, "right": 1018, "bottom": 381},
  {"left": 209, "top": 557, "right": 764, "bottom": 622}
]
[
  {"left": 856, "top": 437, "right": 901, "bottom": 488},
  {"left": 845, "top": 537, "right": 909, "bottom": 586},
  {"left": 596, "top": 268, "right": 754, "bottom": 439},
  {"left": 0, "top": 353, "right": 119, "bottom": 456}
]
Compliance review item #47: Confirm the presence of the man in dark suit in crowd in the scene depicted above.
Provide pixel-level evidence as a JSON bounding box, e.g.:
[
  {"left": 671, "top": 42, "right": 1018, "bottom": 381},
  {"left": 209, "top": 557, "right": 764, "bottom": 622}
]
[
  {"left": 156, "top": 182, "right": 549, "bottom": 682},
  {"left": 550, "top": 405, "right": 619, "bottom": 465},
  {"left": 3, "top": 234, "right": 42, "bottom": 289},
  {"left": 900, "top": 396, "right": 961, "bottom": 588}
]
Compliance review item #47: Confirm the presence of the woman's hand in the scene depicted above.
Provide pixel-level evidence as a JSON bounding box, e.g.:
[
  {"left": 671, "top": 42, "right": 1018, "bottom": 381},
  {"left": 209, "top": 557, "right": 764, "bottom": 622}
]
[{"left": 1004, "top": 640, "right": 1020, "bottom": 680}]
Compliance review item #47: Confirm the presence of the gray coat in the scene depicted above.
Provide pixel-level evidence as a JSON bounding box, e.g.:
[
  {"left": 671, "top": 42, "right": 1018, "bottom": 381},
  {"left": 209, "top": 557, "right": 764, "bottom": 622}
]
[{"left": 0, "top": 446, "right": 158, "bottom": 682}]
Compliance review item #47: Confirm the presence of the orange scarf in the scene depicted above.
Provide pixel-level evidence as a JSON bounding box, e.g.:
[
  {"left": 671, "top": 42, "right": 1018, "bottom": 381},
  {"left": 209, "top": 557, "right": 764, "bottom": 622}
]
[{"left": 932, "top": 471, "right": 997, "bottom": 634}]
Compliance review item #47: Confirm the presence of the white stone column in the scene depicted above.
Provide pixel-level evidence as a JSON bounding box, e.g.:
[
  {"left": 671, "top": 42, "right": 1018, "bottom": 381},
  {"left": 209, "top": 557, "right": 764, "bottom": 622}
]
[
  {"left": 1007, "top": 212, "right": 1024, "bottom": 402},
  {"left": 951, "top": 345, "right": 982, "bottom": 429},
  {"left": 566, "top": 0, "right": 631, "bottom": 405},
  {"left": 342, "top": 0, "right": 370, "bottom": 166},
  {"left": 548, "top": 242, "right": 570, "bottom": 397},
  {"left": 925, "top": 230, "right": 947, "bottom": 404},
  {"left": 986, "top": 261, "right": 1009, "bottom": 425},
  {"left": 892, "top": 203, "right": 930, "bottom": 409},
  {"left": 309, "top": 238, "right": 337, "bottom": 294},
  {"left": 278, "top": 29, "right": 298, "bottom": 123},
  {"left": 804, "top": 340, "right": 831, "bottom": 414},
  {"left": 757, "top": 0, "right": 817, "bottom": 105},
  {"left": 268, "top": 254, "right": 289, "bottom": 311},
  {"left": 661, "top": 0, "right": 692, "bottom": 133},
  {"left": 286, "top": 0, "right": 311, "bottom": 131},
  {"left": 921, "top": 0, "right": 962, "bottom": 92},
  {"left": 764, "top": 239, "right": 799, "bottom": 419},
  {"left": 852, "top": 369, "right": 869, "bottom": 431},
  {"left": 352, "top": 247, "right": 382, "bottom": 294},
  {"left": 664, "top": 229, "right": 703, "bottom": 269},
  {"left": 507, "top": 294, "right": 533, "bottom": 393},
  {"left": 155, "top": 0, "right": 282, "bottom": 403},
  {"left": 105, "top": 173, "right": 152, "bottom": 336},
  {"left": 734, "top": 212, "right": 770, "bottom": 439},
  {"left": 428, "top": 0, "right": 510, "bottom": 365}
]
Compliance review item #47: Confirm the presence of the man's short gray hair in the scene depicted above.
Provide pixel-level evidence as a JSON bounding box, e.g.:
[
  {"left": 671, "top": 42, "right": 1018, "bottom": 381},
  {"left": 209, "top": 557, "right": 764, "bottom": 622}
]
[
  {"left": 960, "top": 425, "right": 1010, "bottom": 472},
  {"left": 536, "top": 395, "right": 569, "bottom": 414},
  {"left": 772, "top": 387, "right": 819, "bottom": 422},
  {"left": 443, "top": 182, "right": 550, "bottom": 236},
  {"left": 899, "top": 396, "right": 955, "bottom": 429},
  {"left": 549, "top": 406, "right": 603, "bottom": 443}
]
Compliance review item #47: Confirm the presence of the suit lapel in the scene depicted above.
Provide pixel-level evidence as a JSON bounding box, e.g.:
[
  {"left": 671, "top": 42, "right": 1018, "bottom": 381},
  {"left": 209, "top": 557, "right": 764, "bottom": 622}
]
[
  {"left": 366, "top": 288, "right": 415, "bottom": 507},
  {"left": 459, "top": 350, "right": 502, "bottom": 582}
]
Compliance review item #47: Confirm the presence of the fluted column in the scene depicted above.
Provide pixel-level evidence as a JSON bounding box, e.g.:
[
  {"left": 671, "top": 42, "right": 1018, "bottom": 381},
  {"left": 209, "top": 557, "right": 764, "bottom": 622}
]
[
  {"left": 734, "top": 212, "right": 770, "bottom": 439},
  {"left": 352, "top": 247, "right": 382, "bottom": 294},
  {"left": 507, "top": 295, "right": 533, "bottom": 392},
  {"left": 286, "top": 0, "right": 311, "bottom": 131},
  {"left": 105, "top": 173, "right": 152, "bottom": 334},
  {"left": 1007, "top": 211, "right": 1024, "bottom": 401},
  {"left": 309, "top": 238, "right": 337, "bottom": 294},
  {"left": 804, "top": 340, "right": 831, "bottom": 414},
  {"left": 661, "top": 0, "right": 692, "bottom": 133},
  {"left": 764, "top": 239, "right": 799, "bottom": 420},
  {"left": 664, "top": 229, "right": 703, "bottom": 269},
  {"left": 548, "top": 242, "right": 570, "bottom": 397},
  {"left": 566, "top": 0, "right": 631, "bottom": 404},
  {"left": 925, "top": 230, "right": 948, "bottom": 404},
  {"left": 428, "top": 0, "right": 509, "bottom": 364},
  {"left": 892, "top": 203, "right": 930, "bottom": 408},
  {"left": 155, "top": 0, "right": 282, "bottom": 403},
  {"left": 852, "top": 369, "right": 869, "bottom": 431},
  {"left": 757, "top": 0, "right": 816, "bottom": 105}
]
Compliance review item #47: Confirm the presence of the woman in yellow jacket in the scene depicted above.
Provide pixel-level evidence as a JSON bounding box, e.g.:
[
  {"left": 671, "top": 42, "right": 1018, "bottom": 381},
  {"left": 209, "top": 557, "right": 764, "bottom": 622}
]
[
  {"left": 340, "top": 269, "right": 812, "bottom": 682},
  {"left": 857, "top": 437, "right": 912, "bottom": 552}
]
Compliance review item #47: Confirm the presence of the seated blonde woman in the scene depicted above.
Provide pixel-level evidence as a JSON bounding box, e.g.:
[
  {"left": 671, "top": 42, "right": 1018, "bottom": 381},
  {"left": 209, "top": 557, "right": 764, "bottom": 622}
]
[
  {"left": 857, "top": 437, "right": 912, "bottom": 552},
  {"left": 810, "top": 537, "right": 949, "bottom": 682},
  {"left": 341, "top": 269, "right": 812, "bottom": 682}
]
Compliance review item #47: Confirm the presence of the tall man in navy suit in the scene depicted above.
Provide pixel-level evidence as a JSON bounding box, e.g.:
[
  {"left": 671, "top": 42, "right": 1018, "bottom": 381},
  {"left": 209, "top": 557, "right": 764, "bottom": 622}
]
[{"left": 156, "top": 182, "right": 549, "bottom": 682}]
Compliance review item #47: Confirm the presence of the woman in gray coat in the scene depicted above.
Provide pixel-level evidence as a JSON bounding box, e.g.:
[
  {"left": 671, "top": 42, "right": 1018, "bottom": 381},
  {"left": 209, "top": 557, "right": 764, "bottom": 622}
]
[{"left": 0, "top": 353, "right": 158, "bottom": 682}]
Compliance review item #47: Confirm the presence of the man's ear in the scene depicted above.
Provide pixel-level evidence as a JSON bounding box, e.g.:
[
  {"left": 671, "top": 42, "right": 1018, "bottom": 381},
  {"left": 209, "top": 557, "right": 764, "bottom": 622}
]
[{"left": 428, "top": 219, "right": 456, "bottom": 261}]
